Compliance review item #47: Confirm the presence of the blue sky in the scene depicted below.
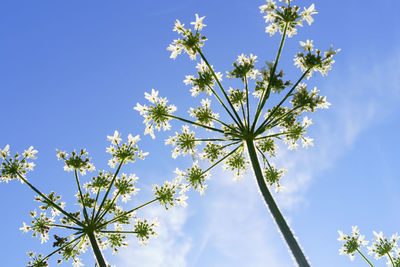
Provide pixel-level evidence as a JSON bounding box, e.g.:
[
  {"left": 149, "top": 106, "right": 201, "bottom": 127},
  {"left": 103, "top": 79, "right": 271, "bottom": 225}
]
[{"left": 1, "top": 0, "right": 400, "bottom": 266}]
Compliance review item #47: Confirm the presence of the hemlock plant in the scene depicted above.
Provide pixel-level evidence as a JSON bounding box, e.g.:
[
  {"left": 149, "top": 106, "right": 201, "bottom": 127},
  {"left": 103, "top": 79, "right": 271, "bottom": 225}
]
[
  {"left": 338, "top": 226, "right": 400, "bottom": 267},
  {"left": 135, "top": 0, "right": 339, "bottom": 266},
  {"left": 0, "top": 132, "right": 188, "bottom": 267}
]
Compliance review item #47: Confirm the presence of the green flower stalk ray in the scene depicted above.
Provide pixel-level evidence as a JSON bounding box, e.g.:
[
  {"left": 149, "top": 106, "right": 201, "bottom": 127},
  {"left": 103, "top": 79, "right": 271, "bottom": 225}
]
[
  {"left": 135, "top": 1, "right": 339, "bottom": 266},
  {"left": 0, "top": 132, "right": 189, "bottom": 267}
]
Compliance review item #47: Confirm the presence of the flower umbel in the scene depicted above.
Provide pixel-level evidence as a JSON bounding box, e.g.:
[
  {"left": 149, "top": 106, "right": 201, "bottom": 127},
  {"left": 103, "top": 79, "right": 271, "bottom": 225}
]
[
  {"left": 134, "top": 2, "right": 339, "bottom": 266},
  {"left": 338, "top": 226, "right": 369, "bottom": 261},
  {"left": 2, "top": 132, "right": 186, "bottom": 266}
]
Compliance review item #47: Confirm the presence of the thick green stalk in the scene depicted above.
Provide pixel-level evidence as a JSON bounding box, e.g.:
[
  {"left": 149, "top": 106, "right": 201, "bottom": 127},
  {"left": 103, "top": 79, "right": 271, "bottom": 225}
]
[
  {"left": 87, "top": 231, "right": 107, "bottom": 267},
  {"left": 245, "top": 140, "right": 310, "bottom": 267}
]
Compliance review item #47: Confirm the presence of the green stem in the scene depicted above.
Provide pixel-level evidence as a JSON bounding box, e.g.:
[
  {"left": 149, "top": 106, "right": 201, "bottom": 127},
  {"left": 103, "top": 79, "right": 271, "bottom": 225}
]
[
  {"left": 16, "top": 172, "right": 83, "bottom": 227},
  {"left": 94, "top": 161, "right": 124, "bottom": 222},
  {"left": 206, "top": 84, "right": 243, "bottom": 128},
  {"left": 240, "top": 100, "right": 247, "bottom": 128},
  {"left": 254, "top": 130, "right": 300, "bottom": 140},
  {"left": 74, "top": 170, "right": 90, "bottom": 222},
  {"left": 220, "top": 140, "right": 242, "bottom": 150},
  {"left": 47, "top": 224, "right": 82, "bottom": 231},
  {"left": 166, "top": 114, "right": 226, "bottom": 134},
  {"left": 203, "top": 144, "right": 242, "bottom": 174},
  {"left": 100, "top": 230, "right": 138, "bottom": 234},
  {"left": 255, "top": 68, "right": 311, "bottom": 136},
  {"left": 245, "top": 74, "right": 250, "bottom": 130},
  {"left": 252, "top": 22, "right": 289, "bottom": 131},
  {"left": 97, "top": 189, "right": 120, "bottom": 223},
  {"left": 43, "top": 232, "right": 84, "bottom": 261},
  {"left": 99, "top": 199, "right": 158, "bottom": 228},
  {"left": 197, "top": 48, "right": 246, "bottom": 130},
  {"left": 91, "top": 187, "right": 101, "bottom": 223},
  {"left": 246, "top": 140, "right": 310, "bottom": 267},
  {"left": 260, "top": 105, "right": 303, "bottom": 133},
  {"left": 356, "top": 248, "right": 374, "bottom": 267},
  {"left": 87, "top": 231, "right": 107, "bottom": 267},
  {"left": 211, "top": 116, "right": 237, "bottom": 132},
  {"left": 387, "top": 252, "right": 395, "bottom": 267},
  {"left": 189, "top": 138, "right": 239, "bottom": 142}
]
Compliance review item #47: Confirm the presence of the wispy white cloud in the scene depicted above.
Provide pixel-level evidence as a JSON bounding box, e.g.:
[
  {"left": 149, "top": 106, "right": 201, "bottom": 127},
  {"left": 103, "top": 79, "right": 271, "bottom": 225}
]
[{"left": 116, "top": 206, "right": 191, "bottom": 267}]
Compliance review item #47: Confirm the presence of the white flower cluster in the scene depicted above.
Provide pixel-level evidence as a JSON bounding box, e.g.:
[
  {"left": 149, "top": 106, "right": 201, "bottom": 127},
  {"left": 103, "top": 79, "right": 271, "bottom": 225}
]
[
  {"left": 228, "top": 87, "right": 246, "bottom": 111},
  {"left": 153, "top": 178, "right": 189, "bottom": 209},
  {"left": 133, "top": 218, "right": 159, "bottom": 245},
  {"left": 134, "top": 89, "right": 177, "bottom": 139},
  {"left": 294, "top": 42, "right": 340, "bottom": 79},
  {"left": 113, "top": 173, "right": 140, "bottom": 203},
  {"left": 56, "top": 148, "right": 96, "bottom": 175},
  {"left": 338, "top": 226, "right": 400, "bottom": 266},
  {"left": 199, "top": 142, "right": 227, "bottom": 163},
  {"left": 165, "top": 125, "right": 198, "bottom": 159},
  {"left": 222, "top": 150, "right": 248, "bottom": 181},
  {"left": 189, "top": 98, "right": 220, "bottom": 128},
  {"left": 338, "top": 226, "right": 369, "bottom": 261},
  {"left": 226, "top": 53, "right": 260, "bottom": 81},
  {"left": 167, "top": 14, "right": 207, "bottom": 60},
  {"left": 0, "top": 144, "right": 37, "bottom": 183},
  {"left": 368, "top": 231, "right": 399, "bottom": 260},
  {"left": 105, "top": 130, "right": 148, "bottom": 168},
  {"left": 175, "top": 162, "right": 210, "bottom": 195},
  {"left": 259, "top": 0, "right": 317, "bottom": 37},
  {"left": 183, "top": 60, "right": 223, "bottom": 97}
]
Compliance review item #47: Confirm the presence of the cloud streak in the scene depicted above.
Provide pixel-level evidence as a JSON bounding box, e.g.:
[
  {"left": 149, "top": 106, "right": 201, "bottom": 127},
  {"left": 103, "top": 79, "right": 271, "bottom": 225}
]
[{"left": 116, "top": 206, "right": 192, "bottom": 267}]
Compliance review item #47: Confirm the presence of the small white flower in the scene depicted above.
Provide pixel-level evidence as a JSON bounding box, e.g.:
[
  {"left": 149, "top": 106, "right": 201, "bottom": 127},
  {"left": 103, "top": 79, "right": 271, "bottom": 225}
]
[
  {"left": 19, "top": 222, "right": 30, "bottom": 233},
  {"left": 0, "top": 144, "right": 10, "bottom": 159},
  {"left": 302, "top": 116, "right": 313, "bottom": 128},
  {"left": 299, "top": 40, "right": 314, "bottom": 51},
  {"left": 176, "top": 194, "right": 188, "bottom": 207},
  {"left": 22, "top": 146, "right": 38, "bottom": 159},
  {"left": 128, "top": 134, "right": 141, "bottom": 146},
  {"left": 106, "top": 146, "right": 116, "bottom": 154},
  {"left": 190, "top": 14, "right": 206, "bottom": 31},
  {"left": 265, "top": 24, "right": 278, "bottom": 36},
  {"left": 173, "top": 19, "right": 185, "bottom": 34},
  {"left": 72, "top": 257, "right": 84, "bottom": 267},
  {"left": 40, "top": 233, "right": 49, "bottom": 244},
  {"left": 301, "top": 4, "right": 318, "bottom": 26},
  {"left": 144, "top": 89, "right": 159, "bottom": 104},
  {"left": 288, "top": 141, "right": 299, "bottom": 150},
  {"left": 317, "top": 96, "right": 331, "bottom": 109},
  {"left": 107, "top": 130, "right": 122, "bottom": 145},
  {"left": 108, "top": 158, "right": 118, "bottom": 169},
  {"left": 301, "top": 137, "right": 314, "bottom": 148}
]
